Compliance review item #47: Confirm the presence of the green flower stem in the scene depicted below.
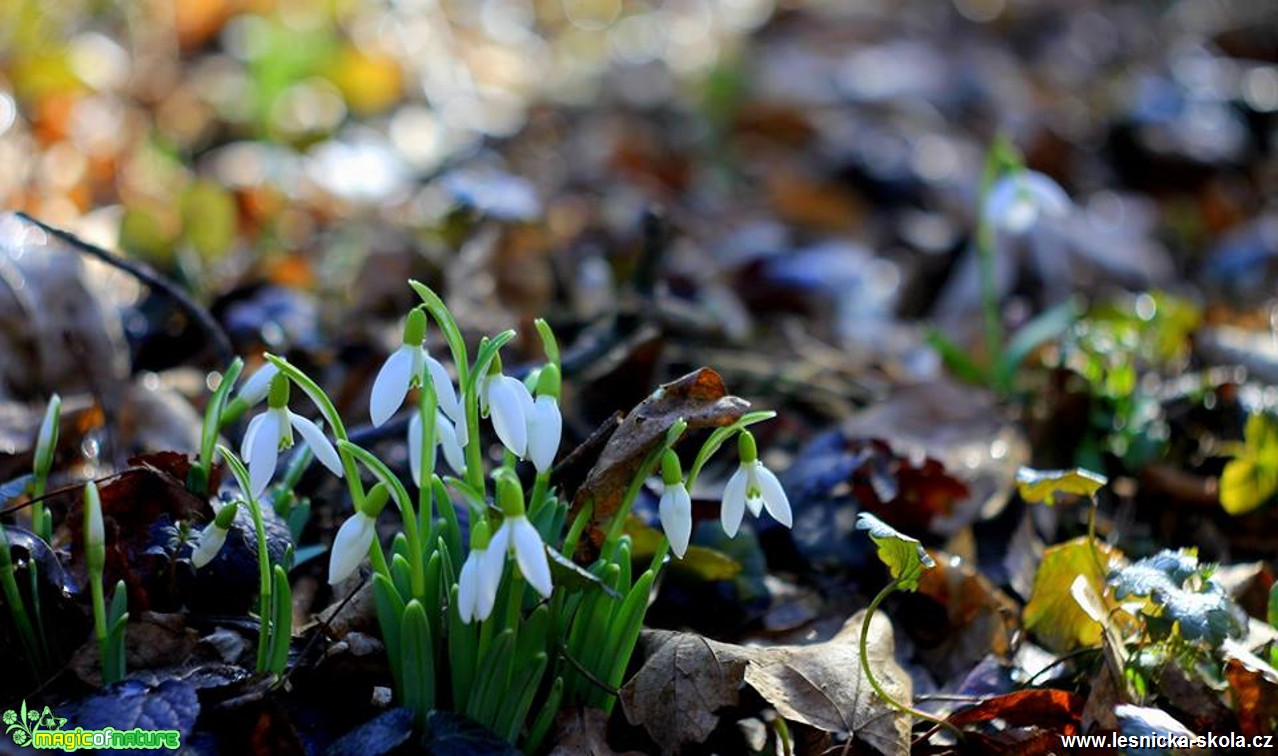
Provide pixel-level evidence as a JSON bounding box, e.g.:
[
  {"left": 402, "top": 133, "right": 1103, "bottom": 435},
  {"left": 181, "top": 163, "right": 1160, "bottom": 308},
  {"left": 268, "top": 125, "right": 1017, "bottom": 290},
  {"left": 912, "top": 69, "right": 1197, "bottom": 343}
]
[
  {"left": 859, "top": 580, "right": 963, "bottom": 741},
  {"left": 416, "top": 377, "right": 439, "bottom": 540},
  {"left": 409, "top": 282, "right": 471, "bottom": 385},
  {"left": 264, "top": 355, "right": 368, "bottom": 510},
  {"left": 219, "top": 447, "right": 274, "bottom": 672},
  {"left": 197, "top": 358, "right": 243, "bottom": 495},
  {"left": 528, "top": 472, "right": 550, "bottom": 521},
  {"left": 603, "top": 447, "right": 662, "bottom": 553},
  {"left": 0, "top": 524, "right": 43, "bottom": 678},
  {"left": 90, "top": 573, "right": 110, "bottom": 679},
  {"left": 685, "top": 411, "right": 776, "bottom": 491}
]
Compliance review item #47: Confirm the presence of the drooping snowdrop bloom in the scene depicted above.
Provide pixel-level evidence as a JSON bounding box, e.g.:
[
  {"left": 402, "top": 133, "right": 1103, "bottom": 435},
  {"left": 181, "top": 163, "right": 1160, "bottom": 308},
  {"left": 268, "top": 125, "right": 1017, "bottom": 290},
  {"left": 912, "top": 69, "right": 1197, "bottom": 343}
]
[
  {"left": 484, "top": 472, "right": 552, "bottom": 598},
  {"left": 328, "top": 483, "right": 389, "bottom": 585},
  {"left": 191, "top": 501, "right": 239, "bottom": 569},
  {"left": 480, "top": 356, "right": 535, "bottom": 459},
  {"left": 984, "top": 169, "right": 1071, "bottom": 234},
  {"left": 369, "top": 308, "right": 461, "bottom": 427},
  {"left": 242, "top": 374, "right": 343, "bottom": 497},
  {"left": 526, "top": 365, "right": 563, "bottom": 474},
  {"left": 409, "top": 409, "right": 467, "bottom": 483},
  {"left": 456, "top": 519, "right": 500, "bottom": 623},
  {"left": 721, "top": 431, "right": 792, "bottom": 537},
  {"left": 658, "top": 450, "right": 692, "bottom": 558}
]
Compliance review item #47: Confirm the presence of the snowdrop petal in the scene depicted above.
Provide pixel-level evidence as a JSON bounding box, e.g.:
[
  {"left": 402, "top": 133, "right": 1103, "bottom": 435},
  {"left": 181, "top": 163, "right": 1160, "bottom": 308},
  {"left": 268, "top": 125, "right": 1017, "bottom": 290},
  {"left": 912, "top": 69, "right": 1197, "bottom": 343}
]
[
  {"left": 241, "top": 413, "right": 265, "bottom": 463},
  {"left": 511, "top": 517, "right": 553, "bottom": 597},
  {"left": 437, "top": 412, "right": 466, "bottom": 476},
  {"left": 488, "top": 377, "right": 528, "bottom": 457},
  {"left": 527, "top": 396, "right": 562, "bottom": 473},
  {"left": 753, "top": 465, "right": 792, "bottom": 527},
  {"left": 237, "top": 363, "right": 279, "bottom": 407},
  {"left": 289, "top": 412, "right": 344, "bottom": 477},
  {"left": 369, "top": 346, "right": 415, "bottom": 426},
  {"left": 328, "top": 512, "right": 376, "bottom": 585},
  {"left": 479, "top": 527, "right": 508, "bottom": 613},
  {"left": 660, "top": 484, "right": 693, "bottom": 558},
  {"left": 457, "top": 553, "right": 480, "bottom": 623},
  {"left": 191, "top": 525, "right": 228, "bottom": 569},
  {"left": 246, "top": 412, "right": 281, "bottom": 497},
  {"left": 408, "top": 413, "right": 424, "bottom": 486},
  {"left": 985, "top": 170, "right": 1071, "bottom": 234},
  {"left": 425, "top": 354, "right": 461, "bottom": 424},
  {"left": 720, "top": 467, "right": 748, "bottom": 538}
]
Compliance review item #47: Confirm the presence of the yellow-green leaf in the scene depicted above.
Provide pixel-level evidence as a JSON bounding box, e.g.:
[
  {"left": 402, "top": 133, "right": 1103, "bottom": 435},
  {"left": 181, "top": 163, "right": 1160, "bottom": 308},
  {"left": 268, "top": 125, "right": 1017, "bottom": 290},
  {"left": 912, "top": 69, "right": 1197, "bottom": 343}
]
[
  {"left": 1220, "top": 413, "right": 1278, "bottom": 515},
  {"left": 855, "top": 513, "right": 934, "bottom": 592},
  {"left": 1023, "top": 536, "right": 1123, "bottom": 652},
  {"left": 1016, "top": 467, "right": 1108, "bottom": 505}
]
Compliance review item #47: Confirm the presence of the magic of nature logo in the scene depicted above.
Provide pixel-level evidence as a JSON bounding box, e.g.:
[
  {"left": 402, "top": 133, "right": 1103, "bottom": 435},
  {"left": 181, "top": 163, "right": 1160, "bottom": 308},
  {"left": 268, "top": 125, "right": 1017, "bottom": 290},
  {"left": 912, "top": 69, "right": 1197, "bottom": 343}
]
[{"left": 4, "top": 700, "right": 179, "bottom": 751}]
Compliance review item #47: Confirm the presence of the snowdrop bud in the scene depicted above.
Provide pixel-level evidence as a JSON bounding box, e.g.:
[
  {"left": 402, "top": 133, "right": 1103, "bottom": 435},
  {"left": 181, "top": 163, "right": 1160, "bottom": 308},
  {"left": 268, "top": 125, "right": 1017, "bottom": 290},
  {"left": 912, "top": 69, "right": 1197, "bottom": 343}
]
[
  {"left": 84, "top": 483, "right": 105, "bottom": 574},
  {"left": 329, "top": 511, "right": 378, "bottom": 585},
  {"left": 192, "top": 502, "right": 239, "bottom": 569},
  {"left": 34, "top": 393, "right": 61, "bottom": 479}
]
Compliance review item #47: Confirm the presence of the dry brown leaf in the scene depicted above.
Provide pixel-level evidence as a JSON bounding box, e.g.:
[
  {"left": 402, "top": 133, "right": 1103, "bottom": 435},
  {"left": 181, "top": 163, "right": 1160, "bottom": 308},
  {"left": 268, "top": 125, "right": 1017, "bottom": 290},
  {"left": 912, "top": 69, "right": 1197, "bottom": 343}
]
[
  {"left": 571, "top": 368, "right": 748, "bottom": 561},
  {"left": 548, "top": 708, "right": 645, "bottom": 756},
  {"left": 620, "top": 610, "right": 910, "bottom": 756}
]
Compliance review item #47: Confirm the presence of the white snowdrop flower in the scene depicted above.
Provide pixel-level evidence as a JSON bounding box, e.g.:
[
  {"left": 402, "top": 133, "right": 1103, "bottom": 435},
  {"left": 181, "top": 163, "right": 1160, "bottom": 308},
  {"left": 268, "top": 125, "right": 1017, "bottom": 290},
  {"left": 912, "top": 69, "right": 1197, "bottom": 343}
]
[
  {"left": 236, "top": 363, "right": 279, "bottom": 407},
  {"left": 369, "top": 308, "right": 461, "bottom": 427},
  {"left": 984, "top": 169, "right": 1072, "bottom": 234},
  {"left": 526, "top": 365, "right": 563, "bottom": 474},
  {"left": 409, "top": 410, "right": 467, "bottom": 483},
  {"left": 721, "top": 431, "right": 792, "bottom": 538},
  {"left": 191, "top": 501, "right": 239, "bottom": 569},
  {"left": 242, "top": 374, "right": 343, "bottom": 498},
  {"left": 456, "top": 520, "right": 500, "bottom": 623},
  {"left": 657, "top": 451, "right": 692, "bottom": 559},
  {"left": 327, "top": 483, "right": 389, "bottom": 585},
  {"left": 481, "top": 358, "right": 535, "bottom": 458},
  {"left": 484, "top": 473, "right": 553, "bottom": 598}
]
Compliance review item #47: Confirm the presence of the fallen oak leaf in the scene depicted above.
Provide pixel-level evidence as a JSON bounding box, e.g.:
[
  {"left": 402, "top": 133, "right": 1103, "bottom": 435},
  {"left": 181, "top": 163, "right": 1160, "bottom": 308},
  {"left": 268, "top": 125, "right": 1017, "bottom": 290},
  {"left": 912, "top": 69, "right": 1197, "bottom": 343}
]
[{"left": 571, "top": 369, "right": 748, "bottom": 562}]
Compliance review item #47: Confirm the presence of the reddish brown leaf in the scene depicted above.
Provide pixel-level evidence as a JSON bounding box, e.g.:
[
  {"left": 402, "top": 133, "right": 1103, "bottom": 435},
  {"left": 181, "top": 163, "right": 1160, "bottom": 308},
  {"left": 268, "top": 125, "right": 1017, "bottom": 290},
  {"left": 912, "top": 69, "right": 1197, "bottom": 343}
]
[
  {"left": 571, "top": 368, "right": 748, "bottom": 561},
  {"left": 947, "top": 689, "right": 1083, "bottom": 732}
]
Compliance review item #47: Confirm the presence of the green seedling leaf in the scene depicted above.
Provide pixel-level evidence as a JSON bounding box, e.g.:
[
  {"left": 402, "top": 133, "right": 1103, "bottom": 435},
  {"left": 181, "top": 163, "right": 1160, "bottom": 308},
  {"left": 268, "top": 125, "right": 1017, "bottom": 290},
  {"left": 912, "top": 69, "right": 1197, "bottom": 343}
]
[
  {"left": 854, "top": 513, "right": 934, "bottom": 591},
  {"left": 1023, "top": 536, "right": 1123, "bottom": 652},
  {"left": 401, "top": 600, "right": 436, "bottom": 721},
  {"left": 1268, "top": 583, "right": 1278, "bottom": 628},
  {"left": 1220, "top": 413, "right": 1278, "bottom": 515},
  {"left": 925, "top": 328, "right": 988, "bottom": 386},
  {"left": 1016, "top": 466, "right": 1107, "bottom": 505},
  {"left": 993, "top": 298, "right": 1079, "bottom": 390}
]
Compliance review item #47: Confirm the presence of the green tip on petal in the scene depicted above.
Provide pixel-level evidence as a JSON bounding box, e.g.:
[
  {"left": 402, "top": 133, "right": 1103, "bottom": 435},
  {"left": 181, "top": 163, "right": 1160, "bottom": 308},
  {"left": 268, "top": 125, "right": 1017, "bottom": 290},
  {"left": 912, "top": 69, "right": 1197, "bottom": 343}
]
[
  {"left": 535, "top": 363, "right": 561, "bottom": 399},
  {"left": 267, "top": 373, "right": 291, "bottom": 409},
  {"left": 403, "top": 308, "right": 427, "bottom": 346},
  {"left": 661, "top": 449, "right": 683, "bottom": 485},
  {"left": 495, "top": 469, "right": 525, "bottom": 517},
  {"left": 361, "top": 482, "right": 391, "bottom": 517},
  {"left": 213, "top": 501, "right": 240, "bottom": 529},
  {"left": 738, "top": 431, "right": 758, "bottom": 464}
]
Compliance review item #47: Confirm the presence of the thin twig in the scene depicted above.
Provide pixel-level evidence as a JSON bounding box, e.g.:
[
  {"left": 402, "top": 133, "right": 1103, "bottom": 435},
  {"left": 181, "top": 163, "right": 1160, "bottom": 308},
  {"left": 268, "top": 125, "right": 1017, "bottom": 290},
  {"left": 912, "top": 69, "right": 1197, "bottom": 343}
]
[{"left": 17, "top": 213, "right": 235, "bottom": 369}]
